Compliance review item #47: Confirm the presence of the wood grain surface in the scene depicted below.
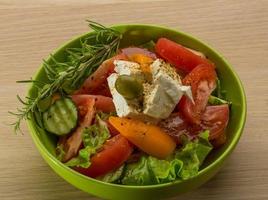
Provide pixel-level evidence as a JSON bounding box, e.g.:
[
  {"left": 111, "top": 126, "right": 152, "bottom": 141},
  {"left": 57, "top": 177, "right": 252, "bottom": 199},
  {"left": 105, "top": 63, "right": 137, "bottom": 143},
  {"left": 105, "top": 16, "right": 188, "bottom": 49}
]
[{"left": 1, "top": 0, "right": 268, "bottom": 199}]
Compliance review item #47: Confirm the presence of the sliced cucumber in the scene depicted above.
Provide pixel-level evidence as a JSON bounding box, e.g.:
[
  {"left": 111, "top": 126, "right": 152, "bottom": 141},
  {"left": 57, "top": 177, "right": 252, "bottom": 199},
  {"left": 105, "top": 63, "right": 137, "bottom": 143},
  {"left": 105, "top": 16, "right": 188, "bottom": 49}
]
[{"left": 43, "top": 97, "right": 78, "bottom": 135}]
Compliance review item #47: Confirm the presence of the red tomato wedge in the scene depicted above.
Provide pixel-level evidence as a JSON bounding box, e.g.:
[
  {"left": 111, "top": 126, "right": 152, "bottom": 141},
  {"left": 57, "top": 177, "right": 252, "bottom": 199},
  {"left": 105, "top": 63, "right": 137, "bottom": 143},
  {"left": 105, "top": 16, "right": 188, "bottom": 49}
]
[
  {"left": 121, "top": 47, "right": 157, "bottom": 59},
  {"left": 155, "top": 38, "right": 214, "bottom": 73},
  {"left": 72, "top": 95, "right": 115, "bottom": 113},
  {"left": 62, "top": 97, "right": 95, "bottom": 162},
  {"left": 75, "top": 53, "right": 128, "bottom": 95},
  {"left": 210, "top": 132, "right": 227, "bottom": 148},
  {"left": 178, "top": 64, "right": 217, "bottom": 124},
  {"left": 75, "top": 135, "right": 133, "bottom": 178},
  {"left": 160, "top": 104, "right": 229, "bottom": 147},
  {"left": 158, "top": 113, "right": 189, "bottom": 143},
  {"left": 201, "top": 104, "right": 229, "bottom": 140}
]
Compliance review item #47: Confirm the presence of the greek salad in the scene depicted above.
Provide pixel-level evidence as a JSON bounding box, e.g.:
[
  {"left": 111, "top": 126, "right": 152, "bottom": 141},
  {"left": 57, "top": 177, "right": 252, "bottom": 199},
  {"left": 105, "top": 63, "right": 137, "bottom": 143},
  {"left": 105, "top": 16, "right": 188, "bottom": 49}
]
[{"left": 12, "top": 22, "right": 230, "bottom": 185}]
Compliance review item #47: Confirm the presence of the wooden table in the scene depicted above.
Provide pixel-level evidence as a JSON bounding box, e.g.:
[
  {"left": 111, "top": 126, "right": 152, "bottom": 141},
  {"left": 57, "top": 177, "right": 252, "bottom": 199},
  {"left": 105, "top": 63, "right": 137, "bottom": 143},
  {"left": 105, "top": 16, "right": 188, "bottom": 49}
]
[{"left": 1, "top": 0, "right": 268, "bottom": 199}]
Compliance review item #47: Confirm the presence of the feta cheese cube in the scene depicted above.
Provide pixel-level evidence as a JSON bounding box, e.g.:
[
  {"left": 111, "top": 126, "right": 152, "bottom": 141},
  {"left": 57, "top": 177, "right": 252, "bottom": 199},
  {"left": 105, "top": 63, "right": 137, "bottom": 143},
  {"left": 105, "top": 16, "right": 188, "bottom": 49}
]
[
  {"left": 114, "top": 60, "right": 142, "bottom": 76},
  {"left": 108, "top": 59, "right": 193, "bottom": 121},
  {"left": 143, "top": 59, "right": 193, "bottom": 119}
]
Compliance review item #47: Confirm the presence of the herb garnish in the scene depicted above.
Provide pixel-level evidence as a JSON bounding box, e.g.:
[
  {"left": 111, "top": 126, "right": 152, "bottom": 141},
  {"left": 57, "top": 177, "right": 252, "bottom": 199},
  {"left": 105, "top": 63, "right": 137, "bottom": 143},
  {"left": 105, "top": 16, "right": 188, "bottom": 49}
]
[{"left": 9, "top": 21, "right": 122, "bottom": 133}]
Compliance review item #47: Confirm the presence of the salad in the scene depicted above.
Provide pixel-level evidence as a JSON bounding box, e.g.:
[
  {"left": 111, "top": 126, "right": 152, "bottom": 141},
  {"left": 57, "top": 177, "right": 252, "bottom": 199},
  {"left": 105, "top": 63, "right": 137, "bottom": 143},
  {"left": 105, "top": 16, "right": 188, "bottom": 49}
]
[{"left": 11, "top": 22, "right": 230, "bottom": 185}]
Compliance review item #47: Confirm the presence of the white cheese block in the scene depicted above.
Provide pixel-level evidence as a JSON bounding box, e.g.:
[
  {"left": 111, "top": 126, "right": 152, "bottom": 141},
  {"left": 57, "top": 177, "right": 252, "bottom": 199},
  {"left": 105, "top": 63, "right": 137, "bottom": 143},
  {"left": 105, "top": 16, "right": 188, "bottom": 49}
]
[
  {"left": 143, "top": 59, "right": 193, "bottom": 119},
  {"left": 114, "top": 60, "right": 142, "bottom": 76}
]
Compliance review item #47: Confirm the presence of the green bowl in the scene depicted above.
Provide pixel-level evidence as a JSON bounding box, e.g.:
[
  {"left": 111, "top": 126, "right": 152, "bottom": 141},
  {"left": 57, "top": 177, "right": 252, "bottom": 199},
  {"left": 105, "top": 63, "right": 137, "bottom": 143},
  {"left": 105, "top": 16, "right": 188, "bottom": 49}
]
[{"left": 27, "top": 24, "right": 246, "bottom": 200}]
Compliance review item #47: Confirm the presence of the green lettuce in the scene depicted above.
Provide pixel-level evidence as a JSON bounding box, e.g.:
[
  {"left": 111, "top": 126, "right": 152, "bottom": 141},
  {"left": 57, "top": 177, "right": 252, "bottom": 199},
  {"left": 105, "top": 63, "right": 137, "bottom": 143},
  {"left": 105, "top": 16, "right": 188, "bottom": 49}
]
[
  {"left": 55, "top": 144, "right": 66, "bottom": 161},
  {"left": 212, "top": 78, "right": 227, "bottom": 99},
  {"left": 121, "top": 131, "right": 213, "bottom": 185},
  {"left": 121, "top": 156, "right": 156, "bottom": 185},
  {"left": 97, "top": 165, "right": 125, "bottom": 183},
  {"left": 65, "top": 115, "right": 110, "bottom": 168},
  {"left": 208, "top": 95, "right": 231, "bottom": 105},
  {"left": 140, "top": 40, "right": 156, "bottom": 52},
  {"left": 148, "top": 157, "right": 183, "bottom": 184}
]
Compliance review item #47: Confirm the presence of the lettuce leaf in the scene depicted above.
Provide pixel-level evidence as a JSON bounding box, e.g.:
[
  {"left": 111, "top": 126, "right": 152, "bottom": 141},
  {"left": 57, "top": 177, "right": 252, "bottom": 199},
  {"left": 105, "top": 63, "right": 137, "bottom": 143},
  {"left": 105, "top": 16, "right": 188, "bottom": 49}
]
[
  {"left": 175, "top": 130, "right": 212, "bottom": 180},
  {"left": 140, "top": 40, "right": 156, "bottom": 52},
  {"left": 212, "top": 78, "right": 227, "bottom": 99},
  {"left": 148, "top": 157, "right": 183, "bottom": 184},
  {"left": 195, "top": 131, "right": 213, "bottom": 164},
  {"left": 64, "top": 114, "right": 110, "bottom": 168},
  {"left": 208, "top": 95, "right": 231, "bottom": 105},
  {"left": 122, "top": 156, "right": 156, "bottom": 185},
  {"left": 121, "top": 131, "right": 212, "bottom": 185},
  {"left": 97, "top": 164, "right": 125, "bottom": 183},
  {"left": 55, "top": 143, "right": 66, "bottom": 161}
]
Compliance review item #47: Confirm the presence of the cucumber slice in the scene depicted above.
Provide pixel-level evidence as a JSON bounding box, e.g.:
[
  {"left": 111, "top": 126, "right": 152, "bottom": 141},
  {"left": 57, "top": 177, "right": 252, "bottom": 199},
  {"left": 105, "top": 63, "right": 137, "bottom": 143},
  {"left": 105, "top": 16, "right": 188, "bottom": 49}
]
[{"left": 43, "top": 98, "right": 78, "bottom": 135}]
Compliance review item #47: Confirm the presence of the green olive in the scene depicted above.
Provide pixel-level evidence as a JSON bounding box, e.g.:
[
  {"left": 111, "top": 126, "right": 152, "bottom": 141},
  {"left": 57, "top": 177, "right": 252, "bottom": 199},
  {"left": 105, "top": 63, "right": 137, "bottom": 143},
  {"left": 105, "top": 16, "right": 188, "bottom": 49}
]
[{"left": 115, "top": 75, "right": 143, "bottom": 100}]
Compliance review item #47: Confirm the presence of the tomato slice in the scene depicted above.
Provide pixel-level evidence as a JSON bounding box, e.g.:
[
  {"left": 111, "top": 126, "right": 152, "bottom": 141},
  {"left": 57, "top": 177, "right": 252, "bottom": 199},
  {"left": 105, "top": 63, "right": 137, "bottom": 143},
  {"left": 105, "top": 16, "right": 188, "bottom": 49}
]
[
  {"left": 160, "top": 104, "right": 229, "bottom": 147},
  {"left": 120, "top": 47, "right": 157, "bottom": 59},
  {"left": 75, "top": 53, "right": 128, "bottom": 95},
  {"left": 201, "top": 104, "right": 229, "bottom": 140},
  {"left": 158, "top": 113, "right": 189, "bottom": 143},
  {"left": 72, "top": 95, "right": 115, "bottom": 113},
  {"left": 210, "top": 132, "right": 227, "bottom": 148},
  {"left": 155, "top": 38, "right": 214, "bottom": 73},
  {"left": 62, "top": 97, "right": 95, "bottom": 162},
  {"left": 178, "top": 64, "right": 217, "bottom": 124},
  {"left": 75, "top": 135, "right": 133, "bottom": 178}
]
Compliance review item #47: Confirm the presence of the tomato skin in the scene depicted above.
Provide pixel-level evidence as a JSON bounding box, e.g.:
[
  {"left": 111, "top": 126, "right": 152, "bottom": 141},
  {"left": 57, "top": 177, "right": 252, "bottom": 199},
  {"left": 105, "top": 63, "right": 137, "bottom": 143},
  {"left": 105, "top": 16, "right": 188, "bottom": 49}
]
[
  {"left": 211, "top": 132, "right": 227, "bottom": 148},
  {"left": 158, "top": 112, "right": 189, "bottom": 144},
  {"left": 201, "top": 104, "right": 229, "bottom": 140},
  {"left": 161, "top": 104, "right": 229, "bottom": 147},
  {"left": 178, "top": 96, "right": 199, "bottom": 124},
  {"left": 121, "top": 47, "right": 157, "bottom": 59},
  {"left": 155, "top": 38, "right": 214, "bottom": 73},
  {"left": 182, "top": 64, "right": 216, "bottom": 97},
  {"left": 72, "top": 95, "right": 115, "bottom": 113},
  {"left": 178, "top": 64, "right": 217, "bottom": 124},
  {"left": 75, "top": 135, "right": 133, "bottom": 178},
  {"left": 75, "top": 53, "right": 128, "bottom": 95}
]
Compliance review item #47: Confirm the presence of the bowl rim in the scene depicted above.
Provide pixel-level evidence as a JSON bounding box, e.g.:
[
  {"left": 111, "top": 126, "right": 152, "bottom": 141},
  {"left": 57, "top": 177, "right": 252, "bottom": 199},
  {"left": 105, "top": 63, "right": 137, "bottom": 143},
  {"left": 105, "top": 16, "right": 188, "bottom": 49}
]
[{"left": 27, "top": 23, "right": 247, "bottom": 189}]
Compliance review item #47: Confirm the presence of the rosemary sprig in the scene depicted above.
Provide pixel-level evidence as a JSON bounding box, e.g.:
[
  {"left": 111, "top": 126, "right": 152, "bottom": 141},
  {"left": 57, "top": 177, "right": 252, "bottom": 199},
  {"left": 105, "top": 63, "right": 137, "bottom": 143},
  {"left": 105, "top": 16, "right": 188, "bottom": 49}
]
[{"left": 10, "top": 21, "right": 122, "bottom": 134}]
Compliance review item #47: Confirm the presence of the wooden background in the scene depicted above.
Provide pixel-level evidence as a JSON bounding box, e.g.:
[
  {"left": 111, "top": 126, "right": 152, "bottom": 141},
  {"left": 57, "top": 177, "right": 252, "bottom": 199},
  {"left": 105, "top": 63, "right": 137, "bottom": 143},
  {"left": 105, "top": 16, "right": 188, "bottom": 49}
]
[{"left": 0, "top": 0, "right": 268, "bottom": 199}]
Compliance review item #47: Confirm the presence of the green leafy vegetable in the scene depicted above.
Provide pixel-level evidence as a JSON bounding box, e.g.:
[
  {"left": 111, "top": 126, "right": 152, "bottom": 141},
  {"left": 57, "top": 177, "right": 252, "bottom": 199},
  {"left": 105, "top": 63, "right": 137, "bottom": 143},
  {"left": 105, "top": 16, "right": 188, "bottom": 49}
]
[
  {"left": 208, "top": 95, "right": 231, "bottom": 106},
  {"left": 212, "top": 78, "right": 227, "bottom": 99},
  {"left": 120, "top": 131, "right": 212, "bottom": 185},
  {"left": 175, "top": 131, "right": 212, "bottom": 180},
  {"left": 10, "top": 21, "right": 122, "bottom": 134},
  {"left": 122, "top": 156, "right": 155, "bottom": 185},
  {"left": 64, "top": 115, "right": 110, "bottom": 168},
  {"left": 195, "top": 131, "right": 213, "bottom": 165},
  {"left": 148, "top": 157, "right": 183, "bottom": 184},
  {"left": 121, "top": 155, "right": 183, "bottom": 185},
  {"left": 97, "top": 165, "right": 125, "bottom": 183},
  {"left": 97, "top": 111, "right": 116, "bottom": 121},
  {"left": 56, "top": 144, "right": 66, "bottom": 161},
  {"left": 140, "top": 40, "right": 156, "bottom": 52}
]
